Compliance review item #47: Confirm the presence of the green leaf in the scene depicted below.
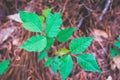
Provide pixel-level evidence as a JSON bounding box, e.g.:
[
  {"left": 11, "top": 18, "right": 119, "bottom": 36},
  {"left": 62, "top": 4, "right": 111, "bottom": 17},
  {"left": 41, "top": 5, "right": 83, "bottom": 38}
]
[
  {"left": 55, "top": 48, "right": 70, "bottom": 56},
  {"left": 38, "top": 52, "right": 47, "bottom": 61},
  {"left": 39, "top": 16, "right": 45, "bottom": 23},
  {"left": 110, "top": 48, "right": 117, "bottom": 59},
  {"left": 20, "top": 35, "right": 47, "bottom": 52},
  {"left": 110, "top": 48, "right": 120, "bottom": 59},
  {"left": 114, "top": 41, "right": 120, "bottom": 49},
  {"left": 44, "top": 58, "right": 53, "bottom": 67},
  {"left": 69, "top": 37, "right": 94, "bottom": 54},
  {"left": 19, "top": 10, "right": 42, "bottom": 32},
  {"left": 60, "top": 55, "right": 73, "bottom": 80},
  {"left": 57, "top": 27, "right": 75, "bottom": 42},
  {"left": 76, "top": 54, "right": 101, "bottom": 72},
  {"left": 117, "top": 37, "right": 120, "bottom": 41},
  {"left": 22, "top": 22, "right": 42, "bottom": 32},
  {"left": 45, "top": 38, "right": 55, "bottom": 50},
  {"left": 51, "top": 56, "right": 59, "bottom": 73},
  {"left": 45, "top": 12, "right": 62, "bottom": 38},
  {"left": 0, "top": 60, "right": 10, "bottom": 75},
  {"left": 42, "top": 8, "right": 52, "bottom": 17}
]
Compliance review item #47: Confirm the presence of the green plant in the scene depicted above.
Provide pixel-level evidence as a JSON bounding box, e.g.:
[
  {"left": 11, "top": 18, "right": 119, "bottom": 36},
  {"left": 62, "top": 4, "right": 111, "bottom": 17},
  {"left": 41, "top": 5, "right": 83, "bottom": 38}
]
[
  {"left": 110, "top": 37, "right": 120, "bottom": 59},
  {"left": 19, "top": 8, "right": 101, "bottom": 80},
  {"left": 0, "top": 60, "right": 10, "bottom": 75}
]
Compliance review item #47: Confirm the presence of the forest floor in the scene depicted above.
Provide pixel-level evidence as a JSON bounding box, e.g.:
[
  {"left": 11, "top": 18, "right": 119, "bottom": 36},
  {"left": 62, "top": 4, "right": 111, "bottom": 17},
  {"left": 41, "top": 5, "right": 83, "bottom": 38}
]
[{"left": 0, "top": 0, "right": 120, "bottom": 80}]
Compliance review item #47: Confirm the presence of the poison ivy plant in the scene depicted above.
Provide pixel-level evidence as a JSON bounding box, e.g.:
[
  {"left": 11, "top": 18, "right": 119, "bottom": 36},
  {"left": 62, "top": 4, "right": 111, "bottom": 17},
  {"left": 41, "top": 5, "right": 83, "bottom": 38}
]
[
  {"left": 38, "top": 51, "right": 47, "bottom": 61},
  {"left": 39, "top": 16, "right": 45, "bottom": 23},
  {"left": 19, "top": 35, "right": 47, "bottom": 52},
  {"left": 39, "top": 8, "right": 52, "bottom": 24},
  {"left": 114, "top": 41, "right": 120, "bottom": 49},
  {"left": 117, "top": 37, "right": 120, "bottom": 41},
  {"left": 19, "top": 8, "right": 101, "bottom": 80},
  {"left": 57, "top": 27, "right": 75, "bottom": 42},
  {"left": 45, "top": 11, "right": 62, "bottom": 38},
  {"left": 69, "top": 37, "right": 94, "bottom": 54},
  {"left": 60, "top": 55, "right": 73, "bottom": 80},
  {"left": 109, "top": 48, "right": 120, "bottom": 59},
  {"left": 44, "top": 57, "right": 53, "bottom": 67},
  {"left": 45, "top": 38, "right": 55, "bottom": 50},
  {"left": 42, "top": 8, "right": 52, "bottom": 17},
  {"left": 76, "top": 54, "right": 101, "bottom": 72},
  {"left": 55, "top": 48, "right": 70, "bottom": 56},
  {"left": 50, "top": 56, "right": 59, "bottom": 73},
  {"left": 110, "top": 37, "right": 120, "bottom": 59},
  {"left": 19, "top": 10, "right": 42, "bottom": 32},
  {"left": 0, "top": 60, "right": 10, "bottom": 75}
]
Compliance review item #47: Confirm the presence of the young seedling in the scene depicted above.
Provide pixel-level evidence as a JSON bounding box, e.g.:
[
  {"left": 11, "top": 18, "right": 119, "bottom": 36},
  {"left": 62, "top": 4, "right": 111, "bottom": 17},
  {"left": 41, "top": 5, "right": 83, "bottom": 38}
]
[{"left": 19, "top": 8, "right": 101, "bottom": 80}]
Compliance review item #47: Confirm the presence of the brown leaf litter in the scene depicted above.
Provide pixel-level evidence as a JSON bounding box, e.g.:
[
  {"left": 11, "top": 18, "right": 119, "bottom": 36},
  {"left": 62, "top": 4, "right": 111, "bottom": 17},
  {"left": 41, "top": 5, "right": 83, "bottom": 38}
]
[{"left": 0, "top": 0, "right": 120, "bottom": 80}]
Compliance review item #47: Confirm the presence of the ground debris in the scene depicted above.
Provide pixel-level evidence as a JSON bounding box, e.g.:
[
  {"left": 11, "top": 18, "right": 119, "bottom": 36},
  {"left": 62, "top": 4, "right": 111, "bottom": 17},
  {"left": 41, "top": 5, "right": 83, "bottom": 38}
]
[
  {"left": 110, "top": 56, "right": 120, "bottom": 70},
  {"left": 0, "top": 0, "right": 120, "bottom": 80},
  {"left": 0, "top": 27, "right": 15, "bottom": 44}
]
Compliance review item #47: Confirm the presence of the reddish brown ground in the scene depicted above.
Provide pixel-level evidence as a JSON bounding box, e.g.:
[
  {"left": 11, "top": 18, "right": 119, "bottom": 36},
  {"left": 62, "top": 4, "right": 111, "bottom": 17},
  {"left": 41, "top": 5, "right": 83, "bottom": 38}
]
[{"left": 0, "top": 0, "right": 120, "bottom": 80}]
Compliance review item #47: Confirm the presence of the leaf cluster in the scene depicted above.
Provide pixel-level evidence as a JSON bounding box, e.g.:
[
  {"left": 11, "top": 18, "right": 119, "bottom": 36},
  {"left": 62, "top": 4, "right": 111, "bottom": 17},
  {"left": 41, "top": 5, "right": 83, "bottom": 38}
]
[{"left": 19, "top": 8, "right": 101, "bottom": 80}]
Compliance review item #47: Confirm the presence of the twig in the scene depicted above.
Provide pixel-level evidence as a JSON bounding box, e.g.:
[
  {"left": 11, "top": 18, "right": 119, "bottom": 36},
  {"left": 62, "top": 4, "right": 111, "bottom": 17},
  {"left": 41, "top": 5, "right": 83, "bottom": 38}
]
[
  {"left": 62, "top": 0, "right": 69, "bottom": 13},
  {"left": 76, "top": 3, "right": 95, "bottom": 30},
  {"left": 76, "top": 14, "right": 90, "bottom": 30},
  {"left": 83, "top": 4, "right": 94, "bottom": 12},
  {"left": 98, "top": 0, "right": 112, "bottom": 21},
  {"left": 76, "top": 18, "right": 84, "bottom": 30}
]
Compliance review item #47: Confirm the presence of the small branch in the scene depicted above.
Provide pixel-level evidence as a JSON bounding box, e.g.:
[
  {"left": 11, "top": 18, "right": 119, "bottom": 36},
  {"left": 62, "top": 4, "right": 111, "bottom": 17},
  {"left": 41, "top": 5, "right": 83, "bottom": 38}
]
[
  {"left": 62, "top": 0, "right": 69, "bottom": 13},
  {"left": 83, "top": 4, "right": 94, "bottom": 12},
  {"left": 98, "top": 0, "right": 112, "bottom": 21},
  {"left": 76, "top": 18, "right": 84, "bottom": 30},
  {"left": 76, "top": 4, "right": 95, "bottom": 30}
]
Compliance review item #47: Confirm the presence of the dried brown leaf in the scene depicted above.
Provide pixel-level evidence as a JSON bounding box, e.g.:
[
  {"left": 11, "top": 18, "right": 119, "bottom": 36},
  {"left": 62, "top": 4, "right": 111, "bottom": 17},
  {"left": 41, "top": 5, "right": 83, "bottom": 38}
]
[
  {"left": 0, "top": 27, "right": 15, "bottom": 44},
  {"left": 93, "top": 29, "right": 108, "bottom": 42},
  {"left": 8, "top": 13, "right": 22, "bottom": 23},
  {"left": 110, "top": 56, "right": 120, "bottom": 70}
]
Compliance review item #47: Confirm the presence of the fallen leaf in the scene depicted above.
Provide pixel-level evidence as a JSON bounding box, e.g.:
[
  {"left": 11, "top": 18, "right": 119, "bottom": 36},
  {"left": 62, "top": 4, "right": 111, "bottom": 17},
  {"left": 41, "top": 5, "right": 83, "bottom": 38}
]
[
  {"left": 8, "top": 13, "right": 22, "bottom": 23},
  {"left": 93, "top": 29, "right": 108, "bottom": 42},
  {"left": 0, "top": 27, "right": 15, "bottom": 44},
  {"left": 110, "top": 56, "right": 120, "bottom": 70}
]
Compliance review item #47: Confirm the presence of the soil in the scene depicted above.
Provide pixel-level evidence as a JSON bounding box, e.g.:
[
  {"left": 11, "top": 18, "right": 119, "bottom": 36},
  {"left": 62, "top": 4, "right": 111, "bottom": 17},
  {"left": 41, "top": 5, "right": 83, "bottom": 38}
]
[{"left": 0, "top": 0, "right": 120, "bottom": 80}]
